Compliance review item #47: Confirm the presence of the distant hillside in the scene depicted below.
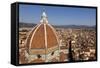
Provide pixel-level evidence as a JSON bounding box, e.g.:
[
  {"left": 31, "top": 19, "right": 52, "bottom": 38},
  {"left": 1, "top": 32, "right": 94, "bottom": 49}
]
[
  {"left": 19, "top": 23, "right": 96, "bottom": 29},
  {"left": 19, "top": 22, "right": 36, "bottom": 28},
  {"left": 54, "top": 25, "right": 96, "bottom": 29}
]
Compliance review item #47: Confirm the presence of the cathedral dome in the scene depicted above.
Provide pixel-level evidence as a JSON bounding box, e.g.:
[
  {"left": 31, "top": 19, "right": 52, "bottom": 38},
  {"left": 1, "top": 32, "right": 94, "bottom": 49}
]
[{"left": 25, "top": 10, "right": 59, "bottom": 57}]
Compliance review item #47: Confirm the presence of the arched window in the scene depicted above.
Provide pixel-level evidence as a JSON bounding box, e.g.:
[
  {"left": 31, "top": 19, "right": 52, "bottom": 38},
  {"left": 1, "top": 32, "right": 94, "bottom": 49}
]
[
  {"left": 51, "top": 51, "right": 54, "bottom": 56},
  {"left": 37, "top": 54, "right": 41, "bottom": 58}
]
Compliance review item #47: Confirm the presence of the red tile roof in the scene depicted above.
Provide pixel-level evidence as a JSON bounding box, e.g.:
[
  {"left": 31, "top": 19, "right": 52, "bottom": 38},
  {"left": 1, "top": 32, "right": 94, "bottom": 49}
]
[{"left": 25, "top": 23, "right": 59, "bottom": 54}]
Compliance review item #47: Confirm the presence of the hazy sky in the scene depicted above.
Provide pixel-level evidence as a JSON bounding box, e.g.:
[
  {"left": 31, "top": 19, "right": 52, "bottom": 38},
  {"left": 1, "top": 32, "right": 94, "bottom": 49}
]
[{"left": 19, "top": 4, "right": 96, "bottom": 26}]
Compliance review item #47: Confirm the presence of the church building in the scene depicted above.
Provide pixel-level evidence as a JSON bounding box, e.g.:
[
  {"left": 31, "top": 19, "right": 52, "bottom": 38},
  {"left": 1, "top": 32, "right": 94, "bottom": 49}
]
[{"left": 24, "top": 10, "right": 60, "bottom": 63}]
